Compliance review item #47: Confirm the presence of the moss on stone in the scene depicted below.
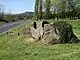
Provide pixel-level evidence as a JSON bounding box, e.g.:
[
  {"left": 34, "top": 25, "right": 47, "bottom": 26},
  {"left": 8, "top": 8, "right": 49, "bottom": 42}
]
[{"left": 53, "top": 21, "right": 78, "bottom": 43}]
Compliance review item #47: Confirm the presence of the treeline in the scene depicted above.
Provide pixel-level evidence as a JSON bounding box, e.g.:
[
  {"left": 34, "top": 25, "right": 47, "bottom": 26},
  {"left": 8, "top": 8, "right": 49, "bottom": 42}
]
[
  {"left": 0, "top": 4, "right": 33, "bottom": 22},
  {"left": 34, "top": 0, "right": 80, "bottom": 20}
]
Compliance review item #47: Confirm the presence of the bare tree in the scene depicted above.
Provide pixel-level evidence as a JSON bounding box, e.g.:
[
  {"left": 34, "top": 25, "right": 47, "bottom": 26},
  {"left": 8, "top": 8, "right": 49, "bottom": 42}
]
[
  {"left": 0, "top": 4, "right": 5, "bottom": 19},
  {"left": 34, "top": 0, "right": 39, "bottom": 20},
  {"left": 38, "top": 0, "right": 43, "bottom": 20}
]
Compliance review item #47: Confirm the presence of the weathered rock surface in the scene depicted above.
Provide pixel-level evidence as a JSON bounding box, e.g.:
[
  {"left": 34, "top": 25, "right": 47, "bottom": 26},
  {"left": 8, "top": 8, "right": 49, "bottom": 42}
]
[
  {"left": 31, "top": 27, "right": 40, "bottom": 41},
  {"left": 23, "top": 28, "right": 32, "bottom": 38},
  {"left": 43, "top": 21, "right": 78, "bottom": 44},
  {"left": 43, "top": 23, "right": 60, "bottom": 44},
  {"left": 30, "top": 22, "right": 43, "bottom": 41}
]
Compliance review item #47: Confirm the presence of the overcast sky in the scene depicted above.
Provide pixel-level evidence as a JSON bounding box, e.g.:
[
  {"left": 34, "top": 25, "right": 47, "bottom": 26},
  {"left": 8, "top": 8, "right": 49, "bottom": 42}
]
[{"left": 0, "top": 0, "right": 35, "bottom": 14}]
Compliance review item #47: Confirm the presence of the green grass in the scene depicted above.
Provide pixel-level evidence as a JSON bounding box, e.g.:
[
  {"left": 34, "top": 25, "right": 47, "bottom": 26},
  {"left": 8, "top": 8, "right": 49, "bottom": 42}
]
[
  {"left": 0, "top": 21, "right": 5, "bottom": 24},
  {"left": 0, "top": 20, "right": 80, "bottom": 60}
]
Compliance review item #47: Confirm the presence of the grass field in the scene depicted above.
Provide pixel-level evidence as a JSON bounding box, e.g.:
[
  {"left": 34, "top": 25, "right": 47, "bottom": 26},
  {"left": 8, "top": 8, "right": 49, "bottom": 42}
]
[{"left": 0, "top": 20, "right": 80, "bottom": 60}]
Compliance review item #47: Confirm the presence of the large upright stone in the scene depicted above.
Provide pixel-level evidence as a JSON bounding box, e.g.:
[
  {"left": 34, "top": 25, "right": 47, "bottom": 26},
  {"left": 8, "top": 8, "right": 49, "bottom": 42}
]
[
  {"left": 37, "top": 22, "right": 43, "bottom": 40},
  {"left": 30, "top": 27, "right": 39, "bottom": 41},
  {"left": 43, "top": 23, "right": 60, "bottom": 44},
  {"left": 30, "top": 22, "right": 43, "bottom": 41},
  {"left": 43, "top": 21, "right": 79, "bottom": 44}
]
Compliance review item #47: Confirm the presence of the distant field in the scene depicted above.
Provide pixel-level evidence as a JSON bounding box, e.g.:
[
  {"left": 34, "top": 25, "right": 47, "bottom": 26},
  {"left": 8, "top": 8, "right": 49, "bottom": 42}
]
[{"left": 0, "top": 20, "right": 80, "bottom": 60}]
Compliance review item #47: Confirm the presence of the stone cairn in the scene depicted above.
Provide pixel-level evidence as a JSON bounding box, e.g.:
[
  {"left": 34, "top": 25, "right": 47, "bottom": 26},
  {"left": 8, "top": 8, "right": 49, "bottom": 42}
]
[{"left": 23, "top": 21, "right": 79, "bottom": 44}]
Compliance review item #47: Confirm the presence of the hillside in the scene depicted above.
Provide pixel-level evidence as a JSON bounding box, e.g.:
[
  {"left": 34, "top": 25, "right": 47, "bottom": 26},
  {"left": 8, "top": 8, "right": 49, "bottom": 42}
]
[{"left": 13, "top": 12, "right": 34, "bottom": 17}]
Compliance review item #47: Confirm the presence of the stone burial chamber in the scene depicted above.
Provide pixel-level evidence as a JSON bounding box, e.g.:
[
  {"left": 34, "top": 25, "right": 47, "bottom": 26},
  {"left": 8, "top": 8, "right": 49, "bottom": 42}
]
[{"left": 23, "top": 21, "right": 79, "bottom": 44}]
